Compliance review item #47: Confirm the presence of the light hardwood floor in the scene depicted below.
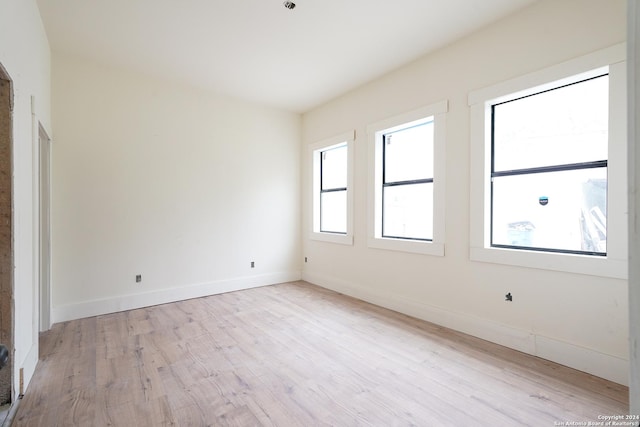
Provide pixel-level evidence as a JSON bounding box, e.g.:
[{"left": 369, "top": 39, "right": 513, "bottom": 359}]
[{"left": 14, "top": 281, "right": 629, "bottom": 426}]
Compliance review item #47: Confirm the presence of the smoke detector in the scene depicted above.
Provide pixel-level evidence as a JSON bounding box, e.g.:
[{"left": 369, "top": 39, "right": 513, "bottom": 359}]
[{"left": 283, "top": 1, "right": 296, "bottom": 10}]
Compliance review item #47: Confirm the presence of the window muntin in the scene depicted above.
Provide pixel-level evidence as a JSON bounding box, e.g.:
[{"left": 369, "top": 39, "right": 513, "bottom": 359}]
[
  {"left": 382, "top": 121, "right": 434, "bottom": 240},
  {"left": 490, "top": 74, "right": 609, "bottom": 255}
]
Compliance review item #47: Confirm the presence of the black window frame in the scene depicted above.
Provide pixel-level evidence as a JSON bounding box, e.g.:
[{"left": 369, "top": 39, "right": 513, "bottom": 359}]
[
  {"left": 381, "top": 121, "right": 434, "bottom": 241},
  {"left": 319, "top": 144, "right": 348, "bottom": 234},
  {"left": 490, "top": 74, "right": 609, "bottom": 256}
]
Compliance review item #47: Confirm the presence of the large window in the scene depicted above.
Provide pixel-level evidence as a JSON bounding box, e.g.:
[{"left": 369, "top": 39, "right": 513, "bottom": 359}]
[
  {"left": 469, "top": 44, "right": 627, "bottom": 278},
  {"left": 491, "top": 74, "right": 609, "bottom": 255},
  {"left": 367, "top": 101, "right": 447, "bottom": 255},
  {"left": 310, "top": 131, "right": 354, "bottom": 245}
]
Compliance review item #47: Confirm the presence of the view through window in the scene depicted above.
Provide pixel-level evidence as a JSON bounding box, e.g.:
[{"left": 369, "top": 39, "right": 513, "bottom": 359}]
[
  {"left": 382, "top": 121, "right": 434, "bottom": 240},
  {"left": 491, "top": 74, "right": 609, "bottom": 255},
  {"left": 320, "top": 144, "right": 347, "bottom": 234}
]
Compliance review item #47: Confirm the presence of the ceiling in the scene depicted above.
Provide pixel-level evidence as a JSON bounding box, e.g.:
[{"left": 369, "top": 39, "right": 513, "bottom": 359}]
[{"left": 36, "top": 0, "right": 537, "bottom": 113}]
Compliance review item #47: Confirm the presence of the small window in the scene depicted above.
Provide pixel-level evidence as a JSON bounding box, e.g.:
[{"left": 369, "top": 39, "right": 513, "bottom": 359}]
[
  {"left": 367, "top": 101, "right": 447, "bottom": 256},
  {"left": 320, "top": 144, "right": 347, "bottom": 233},
  {"left": 310, "top": 131, "right": 355, "bottom": 245},
  {"left": 491, "top": 74, "right": 609, "bottom": 255}
]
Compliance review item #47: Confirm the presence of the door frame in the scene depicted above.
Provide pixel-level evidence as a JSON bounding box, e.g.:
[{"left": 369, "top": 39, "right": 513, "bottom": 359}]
[
  {"left": 628, "top": 0, "right": 640, "bottom": 413},
  {"left": 37, "top": 124, "right": 51, "bottom": 332},
  {"left": 0, "top": 61, "right": 14, "bottom": 411}
]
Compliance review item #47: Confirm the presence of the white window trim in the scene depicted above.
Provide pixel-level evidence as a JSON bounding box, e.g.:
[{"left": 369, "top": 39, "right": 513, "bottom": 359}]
[
  {"left": 468, "top": 43, "right": 627, "bottom": 279},
  {"left": 309, "top": 130, "right": 355, "bottom": 245},
  {"left": 367, "top": 100, "right": 448, "bottom": 256}
]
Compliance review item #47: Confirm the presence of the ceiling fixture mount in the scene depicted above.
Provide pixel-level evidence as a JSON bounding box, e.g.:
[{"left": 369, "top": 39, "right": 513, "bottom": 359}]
[{"left": 283, "top": 1, "right": 296, "bottom": 10}]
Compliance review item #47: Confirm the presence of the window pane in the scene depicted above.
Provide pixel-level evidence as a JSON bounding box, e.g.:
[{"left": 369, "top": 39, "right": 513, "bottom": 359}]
[
  {"left": 493, "top": 75, "right": 608, "bottom": 172},
  {"left": 384, "top": 121, "right": 434, "bottom": 183},
  {"left": 321, "top": 145, "right": 347, "bottom": 190},
  {"left": 383, "top": 183, "right": 433, "bottom": 240},
  {"left": 492, "top": 167, "right": 607, "bottom": 253},
  {"left": 321, "top": 190, "right": 347, "bottom": 233}
]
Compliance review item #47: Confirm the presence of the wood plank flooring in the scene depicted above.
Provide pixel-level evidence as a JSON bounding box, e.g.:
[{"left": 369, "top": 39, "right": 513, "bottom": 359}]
[{"left": 14, "top": 281, "right": 629, "bottom": 426}]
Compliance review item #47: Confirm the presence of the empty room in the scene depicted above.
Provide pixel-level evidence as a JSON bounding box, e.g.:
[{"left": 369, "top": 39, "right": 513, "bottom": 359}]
[{"left": 1, "top": 0, "right": 639, "bottom": 425}]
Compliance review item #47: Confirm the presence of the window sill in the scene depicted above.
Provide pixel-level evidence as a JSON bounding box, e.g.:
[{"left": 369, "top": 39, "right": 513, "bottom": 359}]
[
  {"left": 470, "top": 246, "right": 627, "bottom": 279},
  {"left": 310, "top": 232, "right": 353, "bottom": 246},
  {"left": 368, "top": 237, "right": 444, "bottom": 256}
]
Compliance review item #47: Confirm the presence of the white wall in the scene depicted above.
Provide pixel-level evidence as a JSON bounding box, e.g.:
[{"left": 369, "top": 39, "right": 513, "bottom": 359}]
[
  {"left": 302, "top": 0, "right": 629, "bottom": 385},
  {"left": 51, "top": 53, "right": 301, "bottom": 322},
  {"left": 0, "top": 0, "right": 51, "bottom": 396}
]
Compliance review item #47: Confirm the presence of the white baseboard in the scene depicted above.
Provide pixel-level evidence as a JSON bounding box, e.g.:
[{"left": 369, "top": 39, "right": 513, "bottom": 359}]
[
  {"left": 303, "top": 271, "right": 629, "bottom": 386},
  {"left": 535, "top": 335, "right": 629, "bottom": 386},
  {"left": 52, "top": 271, "right": 301, "bottom": 324}
]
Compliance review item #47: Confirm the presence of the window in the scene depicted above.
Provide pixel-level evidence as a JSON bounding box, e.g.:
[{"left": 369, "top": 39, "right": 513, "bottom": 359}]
[
  {"left": 310, "top": 131, "right": 354, "bottom": 245},
  {"left": 491, "top": 74, "right": 609, "bottom": 255},
  {"left": 320, "top": 144, "right": 347, "bottom": 234},
  {"left": 367, "top": 101, "right": 447, "bottom": 255},
  {"left": 382, "top": 121, "right": 434, "bottom": 240},
  {"left": 469, "top": 44, "right": 627, "bottom": 278}
]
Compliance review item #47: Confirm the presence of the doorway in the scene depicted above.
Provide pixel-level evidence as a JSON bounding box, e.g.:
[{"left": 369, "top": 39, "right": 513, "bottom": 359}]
[{"left": 0, "top": 65, "right": 14, "bottom": 417}]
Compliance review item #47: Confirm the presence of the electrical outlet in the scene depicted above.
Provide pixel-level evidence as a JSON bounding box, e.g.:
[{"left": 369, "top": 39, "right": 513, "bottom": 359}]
[
  {"left": 251, "top": 261, "right": 255, "bottom": 268},
  {"left": 136, "top": 274, "right": 142, "bottom": 283}
]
